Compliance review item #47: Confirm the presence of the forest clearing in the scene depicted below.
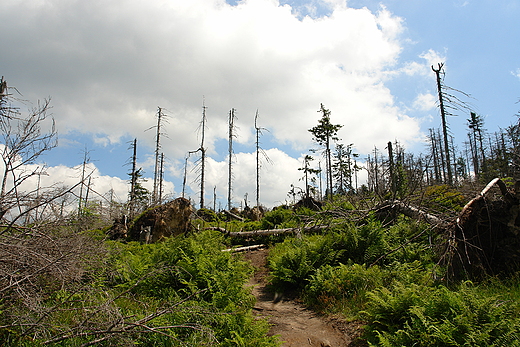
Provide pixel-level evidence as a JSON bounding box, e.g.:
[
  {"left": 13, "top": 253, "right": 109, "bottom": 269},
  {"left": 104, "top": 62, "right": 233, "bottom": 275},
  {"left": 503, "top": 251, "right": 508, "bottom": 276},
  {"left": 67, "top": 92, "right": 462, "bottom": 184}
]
[{"left": 2, "top": 63, "right": 520, "bottom": 347}]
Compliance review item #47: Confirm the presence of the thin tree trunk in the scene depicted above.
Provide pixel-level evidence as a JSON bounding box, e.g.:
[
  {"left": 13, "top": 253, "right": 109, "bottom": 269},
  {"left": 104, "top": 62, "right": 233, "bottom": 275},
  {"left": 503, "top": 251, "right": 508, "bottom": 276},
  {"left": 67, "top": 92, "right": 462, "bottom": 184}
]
[
  {"left": 432, "top": 63, "right": 453, "bottom": 185},
  {"left": 228, "top": 109, "right": 236, "bottom": 210},
  {"left": 153, "top": 107, "right": 163, "bottom": 205},
  {"left": 200, "top": 99, "right": 207, "bottom": 209}
]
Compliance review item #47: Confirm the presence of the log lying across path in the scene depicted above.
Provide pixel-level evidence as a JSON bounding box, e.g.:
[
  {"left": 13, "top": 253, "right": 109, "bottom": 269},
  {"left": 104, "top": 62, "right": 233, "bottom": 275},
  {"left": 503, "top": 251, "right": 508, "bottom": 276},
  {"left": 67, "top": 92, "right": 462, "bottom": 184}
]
[
  {"left": 207, "top": 225, "right": 328, "bottom": 238},
  {"left": 222, "top": 244, "right": 266, "bottom": 252},
  {"left": 376, "top": 200, "right": 448, "bottom": 226}
]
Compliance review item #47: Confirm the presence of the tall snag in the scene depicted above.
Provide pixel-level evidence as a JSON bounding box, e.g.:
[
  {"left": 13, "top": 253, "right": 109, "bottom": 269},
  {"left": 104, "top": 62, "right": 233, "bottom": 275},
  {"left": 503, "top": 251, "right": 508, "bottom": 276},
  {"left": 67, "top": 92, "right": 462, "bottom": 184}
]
[
  {"left": 149, "top": 107, "right": 168, "bottom": 205},
  {"left": 432, "top": 63, "right": 453, "bottom": 185},
  {"left": 254, "top": 110, "right": 272, "bottom": 207},
  {"left": 228, "top": 108, "right": 237, "bottom": 210},
  {"left": 198, "top": 99, "right": 207, "bottom": 209},
  {"left": 432, "top": 63, "right": 472, "bottom": 185}
]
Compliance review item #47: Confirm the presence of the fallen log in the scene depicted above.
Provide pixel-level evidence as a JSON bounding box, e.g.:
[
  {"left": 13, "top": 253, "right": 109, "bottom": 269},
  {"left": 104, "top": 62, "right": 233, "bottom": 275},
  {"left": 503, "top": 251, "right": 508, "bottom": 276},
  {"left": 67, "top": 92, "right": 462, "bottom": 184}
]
[
  {"left": 207, "top": 225, "right": 328, "bottom": 238},
  {"left": 443, "top": 177, "right": 520, "bottom": 281},
  {"left": 457, "top": 177, "right": 515, "bottom": 225},
  {"left": 376, "top": 200, "right": 447, "bottom": 226},
  {"left": 222, "top": 244, "right": 266, "bottom": 252},
  {"left": 222, "top": 209, "right": 245, "bottom": 222}
]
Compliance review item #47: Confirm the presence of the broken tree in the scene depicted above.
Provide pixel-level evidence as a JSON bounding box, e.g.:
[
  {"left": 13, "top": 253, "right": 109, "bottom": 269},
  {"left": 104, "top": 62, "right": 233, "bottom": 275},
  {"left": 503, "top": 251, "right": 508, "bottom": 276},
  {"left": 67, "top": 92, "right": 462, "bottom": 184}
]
[{"left": 127, "top": 197, "right": 193, "bottom": 243}]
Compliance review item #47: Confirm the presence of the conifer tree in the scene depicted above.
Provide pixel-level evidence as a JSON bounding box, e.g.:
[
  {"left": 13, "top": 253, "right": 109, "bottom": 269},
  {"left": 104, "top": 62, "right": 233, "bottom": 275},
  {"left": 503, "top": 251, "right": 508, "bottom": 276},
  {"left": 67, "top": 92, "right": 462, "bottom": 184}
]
[{"left": 308, "top": 104, "right": 342, "bottom": 200}]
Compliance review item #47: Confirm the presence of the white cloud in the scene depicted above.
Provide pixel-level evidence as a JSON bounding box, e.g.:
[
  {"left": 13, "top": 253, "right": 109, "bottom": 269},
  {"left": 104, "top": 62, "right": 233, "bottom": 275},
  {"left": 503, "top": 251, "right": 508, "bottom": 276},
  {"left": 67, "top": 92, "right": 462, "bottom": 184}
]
[
  {"left": 184, "top": 148, "right": 303, "bottom": 207},
  {"left": 400, "top": 49, "right": 447, "bottom": 77},
  {"left": 413, "top": 93, "right": 437, "bottom": 111},
  {"left": 0, "top": 0, "right": 433, "bottom": 208},
  {"left": 0, "top": 0, "right": 419, "bottom": 155},
  {"left": 512, "top": 68, "right": 520, "bottom": 80}
]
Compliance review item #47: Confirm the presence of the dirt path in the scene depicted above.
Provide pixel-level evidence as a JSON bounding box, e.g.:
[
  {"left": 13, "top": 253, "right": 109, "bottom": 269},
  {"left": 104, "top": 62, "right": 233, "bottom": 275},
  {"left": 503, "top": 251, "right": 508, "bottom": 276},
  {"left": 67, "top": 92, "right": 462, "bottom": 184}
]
[{"left": 243, "top": 248, "right": 364, "bottom": 347}]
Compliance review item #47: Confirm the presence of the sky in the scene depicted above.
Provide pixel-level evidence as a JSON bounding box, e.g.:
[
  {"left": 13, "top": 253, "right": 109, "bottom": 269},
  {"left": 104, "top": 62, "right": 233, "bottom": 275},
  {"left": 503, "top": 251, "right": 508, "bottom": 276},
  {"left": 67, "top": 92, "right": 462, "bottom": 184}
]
[{"left": 1, "top": 0, "right": 519, "bottom": 209}]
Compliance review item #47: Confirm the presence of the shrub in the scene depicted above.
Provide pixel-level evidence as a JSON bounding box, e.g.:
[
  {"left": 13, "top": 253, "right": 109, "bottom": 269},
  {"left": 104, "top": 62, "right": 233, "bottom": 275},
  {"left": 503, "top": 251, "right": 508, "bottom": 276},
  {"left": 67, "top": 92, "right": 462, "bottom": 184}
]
[
  {"left": 424, "top": 184, "right": 466, "bottom": 213},
  {"left": 261, "top": 208, "right": 297, "bottom": 229},
  {"left": 1, "top": 231, "right": 280, "bottom": 346},
  {"left": 363, "top": 282, "right": 520, "bottom": 347},
  {"left": 304, "top": 263, "right": 384, "bottom": 314}
]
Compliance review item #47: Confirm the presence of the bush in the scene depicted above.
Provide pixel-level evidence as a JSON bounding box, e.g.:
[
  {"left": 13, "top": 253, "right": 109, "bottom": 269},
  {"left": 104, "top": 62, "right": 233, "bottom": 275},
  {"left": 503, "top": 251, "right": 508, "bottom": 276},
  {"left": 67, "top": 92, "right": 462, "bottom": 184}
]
[
  {"left": 363, "top": 282, "right": 520, "bottom": 347},
  {"left": 1, "top": 230, "right": 280, "bottom": 346},
  {"left": 424, "top": 184, "right": 466, "bottom": 213},
  {"left": 304, "top": 261, "right": 432, "bottom": 316},
  {"left": 304, "top": 263, "right": 384, "bottom": 314},
  {"left": 261, "top": 207, "right": 297, "bottom": 229}
]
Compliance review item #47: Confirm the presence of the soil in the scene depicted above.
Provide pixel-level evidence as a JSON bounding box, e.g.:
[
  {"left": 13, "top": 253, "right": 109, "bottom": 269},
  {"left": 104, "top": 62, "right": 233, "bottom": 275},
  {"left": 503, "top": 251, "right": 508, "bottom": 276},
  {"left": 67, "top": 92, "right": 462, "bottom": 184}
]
[{"left": 243, "top": 247, "right": 366, "bottom": 347}]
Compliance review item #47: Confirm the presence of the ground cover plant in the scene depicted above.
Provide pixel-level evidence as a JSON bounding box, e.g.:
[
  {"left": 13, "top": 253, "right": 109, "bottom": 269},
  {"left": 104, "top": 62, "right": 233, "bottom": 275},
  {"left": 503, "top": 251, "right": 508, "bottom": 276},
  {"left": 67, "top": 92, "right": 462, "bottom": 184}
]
[
  {"left": 264, "top": 196, "right": 520, "bottom": 346},
  {"left": 0, "top": 229, "right": 280, "bottom": 346}
]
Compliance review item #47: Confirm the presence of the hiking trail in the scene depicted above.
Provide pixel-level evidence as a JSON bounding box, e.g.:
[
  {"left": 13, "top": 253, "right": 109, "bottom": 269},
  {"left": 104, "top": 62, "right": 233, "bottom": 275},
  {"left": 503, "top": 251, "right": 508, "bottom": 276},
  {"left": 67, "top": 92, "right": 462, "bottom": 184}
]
[{"left": 243, "top": 248, "right": 365, "bottom": 347}]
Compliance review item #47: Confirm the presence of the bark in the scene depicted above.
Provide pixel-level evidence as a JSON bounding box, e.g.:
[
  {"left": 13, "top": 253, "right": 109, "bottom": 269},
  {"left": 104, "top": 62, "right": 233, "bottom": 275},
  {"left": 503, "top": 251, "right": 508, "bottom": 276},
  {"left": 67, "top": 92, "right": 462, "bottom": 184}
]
[
  {"left": 222, "top": 244, "right": 266, "bottom": 252},
  {"left": 209, "top": 225, "right": 328, "bottom": 238},
  {"left": 375, "top": 200, "right": 447, "bottom": 226}
]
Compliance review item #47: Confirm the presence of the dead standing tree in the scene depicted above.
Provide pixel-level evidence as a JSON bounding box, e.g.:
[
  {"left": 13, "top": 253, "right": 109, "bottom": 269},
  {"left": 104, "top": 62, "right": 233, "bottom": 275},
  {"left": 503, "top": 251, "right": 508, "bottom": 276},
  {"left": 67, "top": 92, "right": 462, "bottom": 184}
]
[
  {"left": 432, "top": 63, "right": 472, "bottom": 185},
  {"left": 254, "top": 110, "right": 272, "bottom": 208},
  {"left": 148, "top": 107, "right": 168, "bottom": 206},
  {"left": 0, "top": 79, "right": 57, "bottom": 221},
  {"left": 228, "top": 108, "right": 237, "bottom": 210},
  {"left": 199, "top": 99, "right": 207, "bottom": 209}
]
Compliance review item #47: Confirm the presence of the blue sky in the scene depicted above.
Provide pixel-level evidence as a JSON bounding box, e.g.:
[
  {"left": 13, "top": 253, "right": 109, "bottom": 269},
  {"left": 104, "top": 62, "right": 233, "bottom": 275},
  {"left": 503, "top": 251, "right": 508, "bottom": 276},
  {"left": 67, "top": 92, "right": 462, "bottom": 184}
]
[{"left": 1, "top": 0, "right": 519, "bottom": 208}]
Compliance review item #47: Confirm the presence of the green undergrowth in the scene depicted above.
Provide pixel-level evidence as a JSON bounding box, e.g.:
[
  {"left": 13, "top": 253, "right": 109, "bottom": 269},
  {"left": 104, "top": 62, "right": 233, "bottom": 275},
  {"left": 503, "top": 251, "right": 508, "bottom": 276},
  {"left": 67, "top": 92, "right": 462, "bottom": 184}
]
[
  {"left": 2, "top": 230, "right": 280, "bottom": 346},
  {"left": 265, "top": 209, "right": 520, "bottom": 347},
  {"left": 363, "top": 281, "right": 520, "bottom": 346}
]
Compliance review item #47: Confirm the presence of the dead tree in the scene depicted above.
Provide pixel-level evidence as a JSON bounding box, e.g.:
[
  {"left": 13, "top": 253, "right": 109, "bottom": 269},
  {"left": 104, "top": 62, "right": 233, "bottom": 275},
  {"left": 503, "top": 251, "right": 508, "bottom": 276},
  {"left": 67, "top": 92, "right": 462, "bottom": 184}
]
[
  {"left": 182, "top": 149, "right": 199, "bottom": 199},
  {"left": 129, "top": 138, "right": 138, "bottom": 208},
  {"left": 149, "top": 107, "right": 168, "bottom": 205},
  {"left": 432, "top": 63, "right": 454, "bottom": 185},
  {"left": 254, "top": 110, "right": 272, "bottom": 207},
  {"left": 432, "top": 63, "right": 472, "bottom": 185},
  {"left": 441, "top": 178, "right": 520, "bottom": 281},
  {"left": 228, "top": 108, "right": 237, "bottom": 210},
  {"left": 199, "top": 99, "right": 207, "bottom": 209},
  {"left": 0, "top": 82, "right": 57, "bottom": 221}
]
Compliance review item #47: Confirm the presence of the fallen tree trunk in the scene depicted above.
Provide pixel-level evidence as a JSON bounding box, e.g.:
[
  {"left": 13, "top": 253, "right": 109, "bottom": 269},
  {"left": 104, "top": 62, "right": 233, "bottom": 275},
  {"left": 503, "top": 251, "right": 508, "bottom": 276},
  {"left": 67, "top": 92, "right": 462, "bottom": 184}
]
[
  {"left": 457, "top": 177, "right": 515, "bottom": 225},
  {"left": 207, "top": 225, "right": 328, "bottom": 238},
  {"left": 376, "top": 200, "right": 447, "bottom": 226},
  {"left": 222, "top": 209, "right": 244, "bottom": 222},
  {"left": 442, "top": 178, "right": 520, "bottom": 281},
  {"left": 222, "top": 244, "right": 266, "bottom": 252}
]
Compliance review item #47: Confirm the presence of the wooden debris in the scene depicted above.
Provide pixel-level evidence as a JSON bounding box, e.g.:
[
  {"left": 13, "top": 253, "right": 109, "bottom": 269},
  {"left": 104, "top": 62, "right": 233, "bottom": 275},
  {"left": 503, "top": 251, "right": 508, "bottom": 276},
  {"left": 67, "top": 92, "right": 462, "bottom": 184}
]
[{"left": 222, "top": 244, "right": 266, "bottom": 252}]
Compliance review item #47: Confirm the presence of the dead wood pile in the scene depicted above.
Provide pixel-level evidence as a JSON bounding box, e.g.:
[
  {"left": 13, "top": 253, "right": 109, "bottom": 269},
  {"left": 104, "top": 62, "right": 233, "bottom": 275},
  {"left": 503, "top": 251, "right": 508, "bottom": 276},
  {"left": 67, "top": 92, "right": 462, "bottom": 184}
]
[
  {"left": 127, "top": 197, "right": 193, "bottom": 243},
  {"left": 442, "top": 178, "right": 520, "bottom": 281}
]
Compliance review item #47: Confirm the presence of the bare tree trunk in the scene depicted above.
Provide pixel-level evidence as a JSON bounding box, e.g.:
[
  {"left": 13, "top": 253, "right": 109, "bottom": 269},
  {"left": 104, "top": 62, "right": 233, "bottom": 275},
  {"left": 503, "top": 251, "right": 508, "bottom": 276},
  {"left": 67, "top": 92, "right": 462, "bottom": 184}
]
[
  {"left": 200, "top": 100, "right": 207, "bottom": 209},
  {"left": 129, "top": 138, "right": 138, "bottom": 215},
  {"left": 78, "top": 148, "right": 90, "bottom": 217},
  {"left": 158, "top": 152, "right": 164, "bottom": 203},
  {"left": 388, "top": 141, "right": 396, "bottom": 197},
  {"left": 228, "top": 108, "right": 236, "bottom": 210},
  {"left": 152, "top": 107, "right": 164, "bottom": 205},
  {"left": 255, "top": 110, "right": 260, "bottom": 207},
  {"left": 432, "top": 63, "right": 453, "bottom": 185}
]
